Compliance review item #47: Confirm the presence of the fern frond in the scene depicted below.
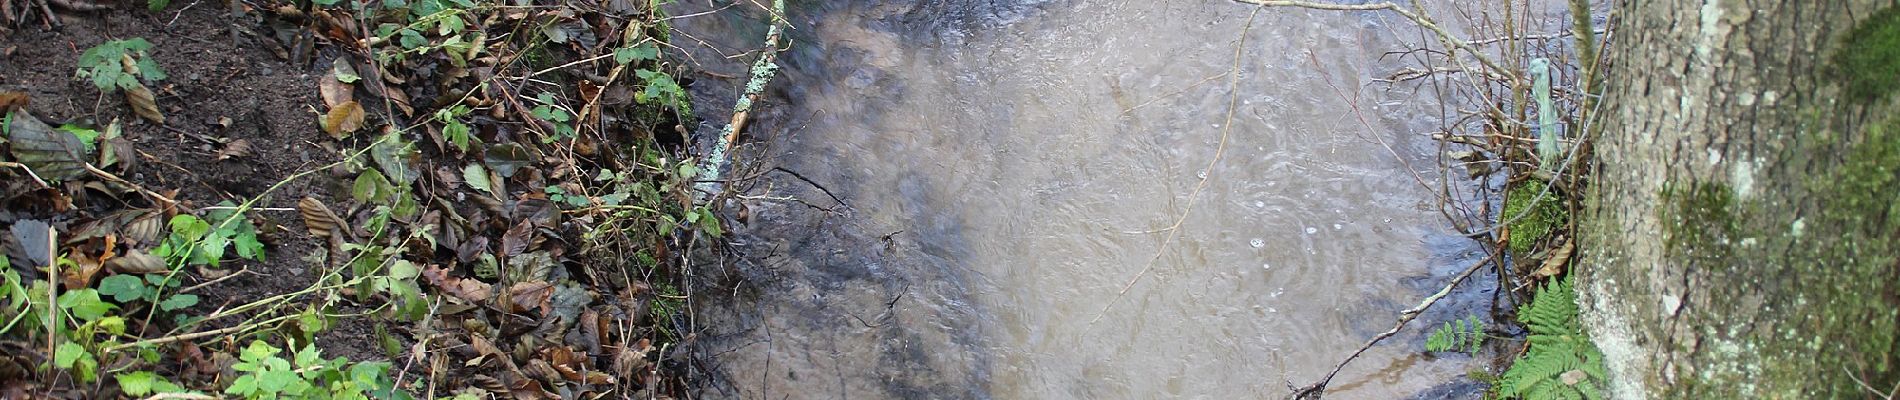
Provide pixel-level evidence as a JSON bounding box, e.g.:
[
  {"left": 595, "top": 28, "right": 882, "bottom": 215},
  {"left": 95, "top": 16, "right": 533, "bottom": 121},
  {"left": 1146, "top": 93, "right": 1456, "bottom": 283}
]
[
  {"left": 1498, "top": 276, "right": 1607, "bottom": 400},
  {"left": 1426, "top": 314, "right": 1488, "bottom": 353}
]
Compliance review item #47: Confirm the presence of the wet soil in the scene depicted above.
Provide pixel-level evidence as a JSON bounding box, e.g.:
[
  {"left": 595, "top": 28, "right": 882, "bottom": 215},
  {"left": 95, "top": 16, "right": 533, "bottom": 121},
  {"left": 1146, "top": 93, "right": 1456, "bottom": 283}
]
[{"left": 2, "top": 5, "right": 390, "bottom": 363}]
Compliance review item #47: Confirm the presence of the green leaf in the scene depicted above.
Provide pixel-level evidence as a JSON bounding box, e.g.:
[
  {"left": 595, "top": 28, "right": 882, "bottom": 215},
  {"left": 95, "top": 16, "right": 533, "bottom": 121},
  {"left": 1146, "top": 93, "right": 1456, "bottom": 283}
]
[
  {"left": 57, "top": 125, "right": 101, "bottom": 152},
  {"left": 159, "top": 294, "right": 198, "bottom": 311},
  {"left": 354, "top": 169, "right": 395, "bottom": 204},
  {"left": 398, "top": 28, "right": 428, "bottom": 50},
  {"left": 437, "top": 14, "right": 465, "bottom": 36},
  {"left": 225, "top": 374, "right": 257, "bottom": 396},
  {"left": 97, "top": 275, "right": 147, "bottom": 303},
  {"left": 462, "top": 163, "right": 496, "bottom": 196},
  {"left": 240, "top": 340, "right": 281, "bottom": 363},
  {"left": 372, "top": 131, "right": 420, "bottom": 185},
  {"left": 168, "top": 214, "right": 211, "bottom": 241},
  {"left": 57, "top": 289, "right": 116, "bottom": 321},
  {"left": 443, "top": 119, "right": 470, "bottom": 152},
  {"left": 614, "top": 43, "right": 659, "bottom": 65},
  {"left": 54, "top": 341, "right": 86, "bottom": 369},
  {"left": 134, "top": 57, "right": 166, "bottom": 82},
  {"left": 116, "top": 371, "right": 159, "bottom": 396}
]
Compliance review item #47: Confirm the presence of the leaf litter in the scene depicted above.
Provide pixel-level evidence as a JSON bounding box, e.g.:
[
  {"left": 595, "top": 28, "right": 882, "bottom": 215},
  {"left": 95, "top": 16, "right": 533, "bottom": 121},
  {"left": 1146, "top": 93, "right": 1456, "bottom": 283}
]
[{"left": 0, "top": 0, "right": 729, "bottom": 398}]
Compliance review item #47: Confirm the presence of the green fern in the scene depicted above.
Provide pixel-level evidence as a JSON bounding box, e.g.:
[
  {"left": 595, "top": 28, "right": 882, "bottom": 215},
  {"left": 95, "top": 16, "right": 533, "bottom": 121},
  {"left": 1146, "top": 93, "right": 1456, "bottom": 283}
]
[
  {"left": 1497, "top": 276, "right": 1606, "bottom": 400},
  {"left": 1427, "top": 314, "right": 1488, "bottom": 353}
]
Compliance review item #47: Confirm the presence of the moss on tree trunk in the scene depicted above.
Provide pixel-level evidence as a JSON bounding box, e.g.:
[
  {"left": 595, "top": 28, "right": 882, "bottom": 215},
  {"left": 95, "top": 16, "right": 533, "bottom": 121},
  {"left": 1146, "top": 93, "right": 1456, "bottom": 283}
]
[{"left": 1581, "top": 0, "right": 1900, "bottom": 398}]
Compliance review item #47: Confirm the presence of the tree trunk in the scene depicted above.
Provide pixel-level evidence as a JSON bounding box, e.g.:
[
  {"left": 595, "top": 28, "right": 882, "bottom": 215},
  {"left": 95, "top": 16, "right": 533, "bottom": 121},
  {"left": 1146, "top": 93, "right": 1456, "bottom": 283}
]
[{"left": 1582, "top": 0, "right": 1900, "bottom": 398}]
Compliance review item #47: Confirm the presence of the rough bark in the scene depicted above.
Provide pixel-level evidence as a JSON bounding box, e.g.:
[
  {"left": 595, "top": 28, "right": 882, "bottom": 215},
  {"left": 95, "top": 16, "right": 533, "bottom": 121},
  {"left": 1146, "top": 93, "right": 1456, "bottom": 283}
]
[{"left": 1582, "top": 0, "right": 1900, "bottom": 398}]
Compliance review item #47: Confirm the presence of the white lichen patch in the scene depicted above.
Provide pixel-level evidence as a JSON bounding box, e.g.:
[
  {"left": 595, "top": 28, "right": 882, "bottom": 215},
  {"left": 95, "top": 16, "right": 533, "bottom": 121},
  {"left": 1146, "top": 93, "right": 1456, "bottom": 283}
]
[
  {"left": 1697, "top": 0, "right": 1727, "bottom": 63},
  {"left": 1730, "top": 157, "right": 1757, "bottom": 199}
]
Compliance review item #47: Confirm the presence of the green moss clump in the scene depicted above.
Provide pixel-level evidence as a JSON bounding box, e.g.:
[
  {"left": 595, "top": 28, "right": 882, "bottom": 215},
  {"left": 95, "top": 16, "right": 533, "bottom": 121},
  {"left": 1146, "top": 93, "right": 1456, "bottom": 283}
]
[
  {"left": 1659, "top": 182, "right": 1738, "bottom": 269},
  {"left": 1833, "top": 6, "right": 1900, "bottom": 101},
  {"left": 1504, "top": 179, "right": 1567, "bottom": 254}
]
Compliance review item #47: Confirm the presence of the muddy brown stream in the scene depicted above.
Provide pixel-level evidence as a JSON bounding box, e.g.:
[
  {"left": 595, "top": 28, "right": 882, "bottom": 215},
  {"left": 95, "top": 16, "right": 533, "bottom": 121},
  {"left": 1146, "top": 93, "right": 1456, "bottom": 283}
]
[{"left": 671, "top": 0, "right": 1502, "bottom": 398}]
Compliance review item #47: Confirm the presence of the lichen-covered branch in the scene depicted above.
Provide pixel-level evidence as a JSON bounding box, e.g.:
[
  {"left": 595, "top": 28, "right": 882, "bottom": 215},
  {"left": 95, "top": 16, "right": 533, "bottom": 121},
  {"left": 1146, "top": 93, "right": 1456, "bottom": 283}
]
[{"left": 695, "top": 0, "right": 786, "bottom": 203}]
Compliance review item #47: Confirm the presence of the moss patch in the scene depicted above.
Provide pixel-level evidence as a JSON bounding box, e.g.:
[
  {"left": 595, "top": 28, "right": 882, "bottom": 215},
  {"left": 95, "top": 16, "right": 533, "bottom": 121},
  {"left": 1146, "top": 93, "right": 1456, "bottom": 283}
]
[
  {"left": 1659, "top": 182, "right": 1738, "bottom": 269},
  {"left": 1504, "top": 179, "right": 1567, "bottom": 254},
  {"left": 1658, "top": 115, "right": 1900, "bottom": 397},
  {"left": 1833, "top": 6, "right": 1900, "bottom": 101}
]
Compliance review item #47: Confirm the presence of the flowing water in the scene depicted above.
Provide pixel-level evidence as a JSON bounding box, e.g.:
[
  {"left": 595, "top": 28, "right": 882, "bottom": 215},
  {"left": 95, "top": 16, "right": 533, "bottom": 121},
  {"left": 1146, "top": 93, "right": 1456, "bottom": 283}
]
[{"left": 672, "top": 0, "right": 1502, "bottom": 398}]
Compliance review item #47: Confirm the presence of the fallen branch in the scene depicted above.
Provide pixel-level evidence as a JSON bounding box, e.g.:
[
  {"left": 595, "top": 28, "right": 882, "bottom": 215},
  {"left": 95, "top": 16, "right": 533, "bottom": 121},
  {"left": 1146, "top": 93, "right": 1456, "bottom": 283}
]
[
  {"left": 1231, "top": 0, "right": 1517, "bottom": 84},
  {"left": 694, "top": 0, "right": 787, "bottom": 203},
  {"left": 1284, "top": 251, "right": 1498, "bottom": 400}
]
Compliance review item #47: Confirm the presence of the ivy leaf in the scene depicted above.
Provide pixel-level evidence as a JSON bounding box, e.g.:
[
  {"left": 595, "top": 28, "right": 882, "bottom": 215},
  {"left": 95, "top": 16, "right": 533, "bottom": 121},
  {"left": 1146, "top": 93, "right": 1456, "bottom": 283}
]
[
  {"left": 98, "top": 274, "right": 147, "bottom": 303},
  {"left": 159, "top": 294, "right": 198, "bottom": 311},
  {"left": 57, "top": 289, "right": 116, "bottom": 321}
]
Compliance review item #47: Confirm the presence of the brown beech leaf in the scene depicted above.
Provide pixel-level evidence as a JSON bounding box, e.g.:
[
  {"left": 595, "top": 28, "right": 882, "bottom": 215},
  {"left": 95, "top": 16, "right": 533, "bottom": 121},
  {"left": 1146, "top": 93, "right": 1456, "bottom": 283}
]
[
  {"left": 505, "top": 281, "right": 553, "bottom": 315},
  {"left": 61, "top": 251, "right": 105, "bottom": 290},
  {"left": 107, "top": 249, "right": 167, "bottom": 274},
  {"left": 1532, "top": 238, "right": 1576, "bottom": 279},
  {"left": 523, "top": 359, "right": 562, "bottom": 384},
  {"left": 0, "top": 90, "right": 29, "bottom": 112},
  {"left": 215, "top": 138, "right": 254, "bottom": 160},
  {"left": 421, "top": 264, "right": 492, "bottom": 303},
  {"left": 319, "top": 64, "right": 354, "bottom": 108},
  {"left": 118, "top": 211, "right": 163, "bottom": 247},
  {"left": 296, "top": 197, "right": 345, "bottom": 239},
  {"left": 321, "top": 101, "right": 366, "bottom": 139},
  {"left": 124, "top": 84, "right": 165, "bottom": 124},
  {"left": 499, "top": 220, "right": 533, "bottom": 257}
]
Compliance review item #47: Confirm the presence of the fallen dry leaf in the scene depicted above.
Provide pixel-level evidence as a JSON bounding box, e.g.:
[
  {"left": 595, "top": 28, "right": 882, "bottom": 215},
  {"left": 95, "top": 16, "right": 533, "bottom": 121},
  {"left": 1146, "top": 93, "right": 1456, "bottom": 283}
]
[
  {"left": 118, "top": 211, "right": 163, "bottom": 247},
  {"left": 215, "top": 138, "right": 253, "bottom": 160},
  {"left": 505, "top": 281, "right": 553, "bottom": 315},
  {"left": 421, "top": 264, "right": 493, "bottom": 303},
  {"left": 6, "top": 111, "right": 89, "bottom": 181},
  {"left": 296, "top": 197, "right": 346, "bottom": 239},
  {"left": 321, "top": 101, "right": 366, "bottom": 139},
  {"left": 319, "top": 64, "right": 354, "bottom": 108},
  {"left": 1532, "top": 238, "right": 1575, "bottom": 279},
  {"left": 0, "top": 90, "right": 28, "bottom": 112},
  {"left": 107, "top": 249, "right": 167, "bottom": 274},
  {"left": 124, "top": 84, "right": 165, "bottom": 124},
  {"left": 61, "top": 251, "right": 105, "bottom": 290}
]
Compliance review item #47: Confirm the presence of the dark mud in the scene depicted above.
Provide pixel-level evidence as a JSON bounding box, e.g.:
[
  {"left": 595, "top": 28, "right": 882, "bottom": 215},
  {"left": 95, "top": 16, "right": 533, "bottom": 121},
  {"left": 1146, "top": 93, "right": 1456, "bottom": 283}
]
[{"left": 2, "top": 5, "right": 387, "bottom": 362}]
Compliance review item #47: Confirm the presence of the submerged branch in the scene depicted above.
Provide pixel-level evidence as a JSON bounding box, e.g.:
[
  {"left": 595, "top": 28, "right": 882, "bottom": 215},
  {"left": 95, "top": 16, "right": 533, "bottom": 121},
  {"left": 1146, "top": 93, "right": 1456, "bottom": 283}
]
[{"left": 1284, "top": 251, "right": 1499, "bottom": 400}]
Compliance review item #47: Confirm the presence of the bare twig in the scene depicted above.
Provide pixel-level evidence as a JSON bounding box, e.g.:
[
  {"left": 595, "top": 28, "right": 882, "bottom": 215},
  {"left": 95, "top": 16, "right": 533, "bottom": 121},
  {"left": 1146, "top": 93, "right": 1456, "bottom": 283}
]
[
  {"left": 1285, "top": 252, "right": 1498, "bottom": 400},
  {"left": 1092, "top": 5, "right": 1262, "bottom": 324},
  {"left": 0, "top": 161, "right": 51, "bottom": 188},
  {"left": 1231, "top": 0, "right": 1518, "bottom": 83}
]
